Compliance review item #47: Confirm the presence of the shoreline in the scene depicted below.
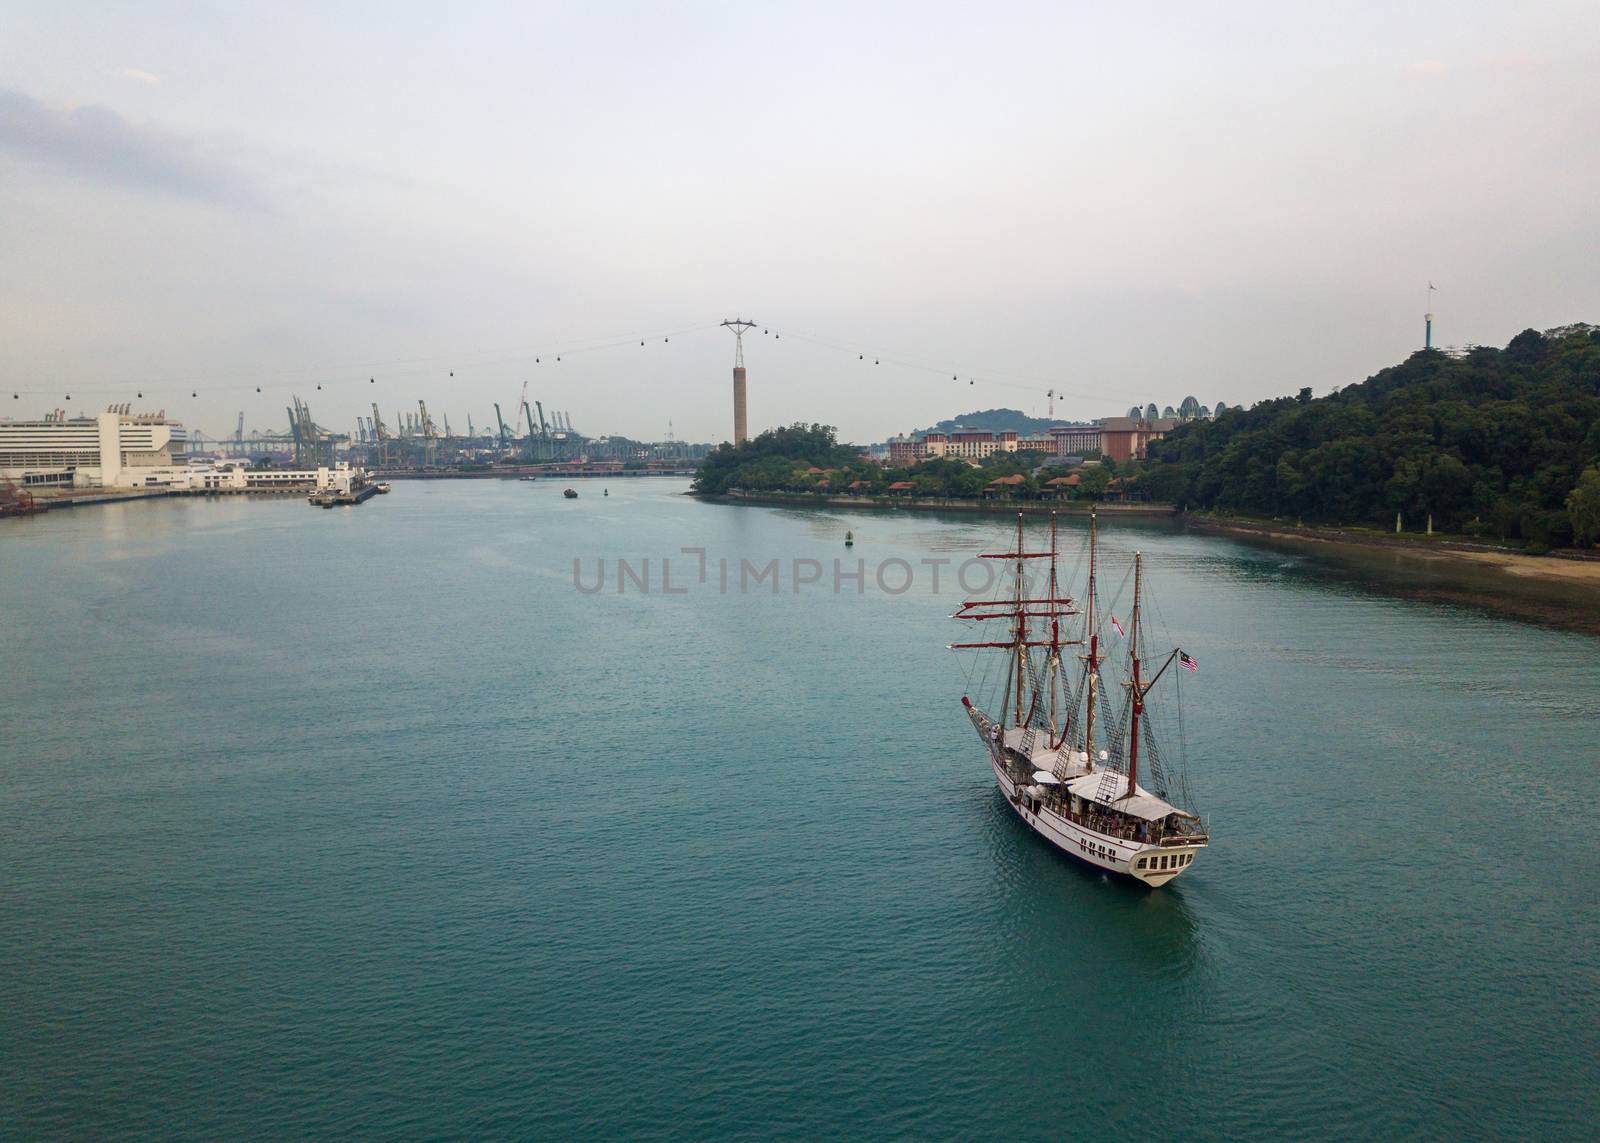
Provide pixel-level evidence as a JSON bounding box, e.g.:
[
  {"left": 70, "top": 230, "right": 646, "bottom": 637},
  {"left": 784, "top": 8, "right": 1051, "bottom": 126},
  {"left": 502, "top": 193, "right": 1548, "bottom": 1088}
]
[
  {"left": 1183, "top": 514, "right": 1600, "bottom": 635},
  {"left": 1182, "top": 514, "right": 1600, "bottom": 584},
  {"left": 694, "top": 490, "right": 1177, "bottom": 517},
  {"left": 698, "top": 492, "right": 1599, "bottom": 635}
]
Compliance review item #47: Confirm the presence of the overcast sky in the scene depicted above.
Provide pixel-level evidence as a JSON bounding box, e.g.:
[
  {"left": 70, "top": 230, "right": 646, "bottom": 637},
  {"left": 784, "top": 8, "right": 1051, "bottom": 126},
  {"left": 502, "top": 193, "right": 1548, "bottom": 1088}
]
[{"left": 3, "top": 1, "right": 1597, "bottom": 443}]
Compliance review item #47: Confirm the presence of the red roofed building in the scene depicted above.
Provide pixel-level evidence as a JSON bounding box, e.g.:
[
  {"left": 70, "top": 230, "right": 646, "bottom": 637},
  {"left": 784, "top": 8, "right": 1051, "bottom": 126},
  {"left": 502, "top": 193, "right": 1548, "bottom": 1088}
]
[{"left": 983, "top": 473, "right": 1029, "bottom": 499}]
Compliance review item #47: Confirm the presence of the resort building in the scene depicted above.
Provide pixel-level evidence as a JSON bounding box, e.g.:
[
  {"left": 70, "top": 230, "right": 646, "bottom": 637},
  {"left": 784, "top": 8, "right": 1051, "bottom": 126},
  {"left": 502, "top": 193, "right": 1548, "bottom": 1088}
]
[
  {"left": 888, "top": 407, "right": 1222, "bottom": 469},
  {"left": 888, "top": 429, "right": 1056, "bottom": 465},
  {"left": 1125, "top": 397, "right": 1216, "bottom": 423},
  {"left": 1047, "top": 423, "right": 1102, "bottom": 456},
  {"left": 1098, "top": 416, "right": 1178, "bottom": 462}
]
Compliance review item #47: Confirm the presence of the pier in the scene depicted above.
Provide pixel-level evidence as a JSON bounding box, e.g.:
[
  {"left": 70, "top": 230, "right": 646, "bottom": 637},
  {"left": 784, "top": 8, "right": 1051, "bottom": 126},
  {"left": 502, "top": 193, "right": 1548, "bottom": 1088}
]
[{"left": 309, "top": 482, "right": 380, "bottom": 508}]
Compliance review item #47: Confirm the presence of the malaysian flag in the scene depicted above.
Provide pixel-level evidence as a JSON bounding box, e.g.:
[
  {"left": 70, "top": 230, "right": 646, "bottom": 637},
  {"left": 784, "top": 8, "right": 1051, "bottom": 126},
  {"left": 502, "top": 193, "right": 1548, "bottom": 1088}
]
[
  {"left": 1110, "top": 615, "right": 1125, "bottom": 638},
  {"left": 1179, "top": 651, "right": 1199, "bottom": 672}
]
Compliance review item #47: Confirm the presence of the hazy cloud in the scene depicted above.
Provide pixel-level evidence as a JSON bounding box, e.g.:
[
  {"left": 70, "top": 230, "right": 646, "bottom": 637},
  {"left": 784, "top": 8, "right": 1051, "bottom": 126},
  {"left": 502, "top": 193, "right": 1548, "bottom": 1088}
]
[
  {"left": 0, "top": 88, "right": 263, "bottom": 208},
  {"left": 119, "top": 67, "right": 163, "bottom": 86}
]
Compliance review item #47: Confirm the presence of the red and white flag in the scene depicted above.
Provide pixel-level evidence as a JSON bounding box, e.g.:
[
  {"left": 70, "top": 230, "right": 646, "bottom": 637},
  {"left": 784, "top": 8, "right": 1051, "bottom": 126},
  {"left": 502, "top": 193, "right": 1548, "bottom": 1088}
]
[
  {"left": 1179, "top": 651, "right": 1199, "bottom": 672},
  {"left": 1110, "top": 615, "right": 1125, "bottom": 638}
]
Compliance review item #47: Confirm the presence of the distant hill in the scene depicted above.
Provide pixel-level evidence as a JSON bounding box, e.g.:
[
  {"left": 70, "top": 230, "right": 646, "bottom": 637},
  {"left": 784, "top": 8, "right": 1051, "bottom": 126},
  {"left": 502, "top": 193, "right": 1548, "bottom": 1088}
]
[
  {"left": 915, "top": 408, "right": 1064, "bottom": 435},
  {"left": 1142, "top": 325, "right": 1600, "bottom": 548}
]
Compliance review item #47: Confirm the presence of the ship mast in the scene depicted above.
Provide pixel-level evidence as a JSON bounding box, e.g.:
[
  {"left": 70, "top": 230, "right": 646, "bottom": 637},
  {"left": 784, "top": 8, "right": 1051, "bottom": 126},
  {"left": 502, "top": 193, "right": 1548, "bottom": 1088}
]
[
  {"left": 1047, "top": 512, "right": 1060, "bottom": 737},
  {"left": 1127, "top": 550, "right": 1143, "bottom": 799},
  {"left": 1082, "top": 510, "right": 1099, "bottom": 770},
  {"left": 1012, "top": 512, "right": 1026, "bottom": 727},
  {"left": 950, "top": 513, "right": 1080, "bottom": 724}
]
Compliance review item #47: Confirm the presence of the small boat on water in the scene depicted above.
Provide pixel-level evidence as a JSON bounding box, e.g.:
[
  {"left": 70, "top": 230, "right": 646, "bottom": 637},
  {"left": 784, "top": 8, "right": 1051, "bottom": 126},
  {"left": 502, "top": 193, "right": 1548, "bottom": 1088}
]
[
  {"left": 374, "top": 482, "right": 392, "bottom": 494},
  {"left": 563, "top": 488, "right": 578, "bottom": 499},
  {"left": 519, "top": 475, "right": 537, "bottom": 482},
  {"left": 603, "top": 488, "right": 609, "bottom": 496},
  {"left": 953, "top": 511, "right": 1209, "bottom": 887},
  {"left": 845, "top": 530, "right": 854, "bottom": 547}
]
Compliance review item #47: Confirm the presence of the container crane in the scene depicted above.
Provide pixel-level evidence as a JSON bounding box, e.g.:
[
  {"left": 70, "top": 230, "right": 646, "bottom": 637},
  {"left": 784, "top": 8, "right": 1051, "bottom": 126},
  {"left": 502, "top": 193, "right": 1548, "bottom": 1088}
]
[
  {"left": 418, "top": 400, "right": 438, "bottom": 465},
  {"left": 527, "top": 400, "right": 544, "bottom": 461},
  {"left": 512, "top": 380, "right": 530, "bottom": 435}
]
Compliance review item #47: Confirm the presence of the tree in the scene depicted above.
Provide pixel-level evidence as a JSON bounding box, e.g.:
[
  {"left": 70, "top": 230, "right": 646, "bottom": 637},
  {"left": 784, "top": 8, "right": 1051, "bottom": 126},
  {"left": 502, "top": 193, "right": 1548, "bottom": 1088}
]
[
  {"left": 692, "top": 423, "right": 862, "bottom": 494},
  {"left": 1077, "top": 466, "right": 1111, "bottom": 499},
  {"left": 1567, "top": 466, "right": 1600, "bottom": 546}
]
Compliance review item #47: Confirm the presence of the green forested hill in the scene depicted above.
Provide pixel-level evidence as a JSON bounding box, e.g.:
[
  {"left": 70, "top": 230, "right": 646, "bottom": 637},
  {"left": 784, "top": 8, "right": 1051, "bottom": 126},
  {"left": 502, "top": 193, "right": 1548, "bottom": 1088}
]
[
  {"left": 916, "top": 408, "right": 1059, "bottom": 435},
  {"left": 1142, "top": 326, "right": 1600, "bottom": 548},
  {"left": 692, "top": 424, "right": 866, "bottom": 495}
]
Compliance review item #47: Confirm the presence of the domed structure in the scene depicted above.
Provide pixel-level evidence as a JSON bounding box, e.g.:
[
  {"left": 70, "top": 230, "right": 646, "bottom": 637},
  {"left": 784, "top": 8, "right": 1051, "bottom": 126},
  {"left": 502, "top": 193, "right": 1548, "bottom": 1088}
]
[
  {"left": 1179, "top": 396, "right": 1200, "bottom": 420},
  {"left": 1144, "top": 402, "right": 1159, "bottom": 420},
  {"left": 1199, "top": 405, "right": 1212, "bottom": 419},
  {"left": 1213, "top": 401, "right": 1228, "bottom": 416},
  {"left": 1162, "top": 405, "right": 1176, "bottom": 419},
  {"left": 1127, "top": 405, "right": 1142, "bottom": 418}
]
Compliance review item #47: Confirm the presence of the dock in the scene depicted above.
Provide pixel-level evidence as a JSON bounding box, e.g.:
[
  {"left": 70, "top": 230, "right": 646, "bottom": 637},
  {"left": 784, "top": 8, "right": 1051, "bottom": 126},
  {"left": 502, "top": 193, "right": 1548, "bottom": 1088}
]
[{"left": 309, "top": 482, "right": 381, "bottom": 508}]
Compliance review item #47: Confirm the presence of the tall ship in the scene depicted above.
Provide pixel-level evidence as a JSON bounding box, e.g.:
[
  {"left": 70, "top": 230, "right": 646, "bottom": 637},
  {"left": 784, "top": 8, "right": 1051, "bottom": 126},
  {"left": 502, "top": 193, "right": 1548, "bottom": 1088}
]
[{"left": 953, "top": 512, "right": 1209, "bottom": 886}]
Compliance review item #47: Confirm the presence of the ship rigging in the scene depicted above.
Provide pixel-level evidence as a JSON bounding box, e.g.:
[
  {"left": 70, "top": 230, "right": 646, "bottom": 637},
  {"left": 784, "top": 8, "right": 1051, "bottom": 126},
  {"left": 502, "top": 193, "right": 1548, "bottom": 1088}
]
[{"left": 953, "top": 511, "right": 1209, "bottom": 886}]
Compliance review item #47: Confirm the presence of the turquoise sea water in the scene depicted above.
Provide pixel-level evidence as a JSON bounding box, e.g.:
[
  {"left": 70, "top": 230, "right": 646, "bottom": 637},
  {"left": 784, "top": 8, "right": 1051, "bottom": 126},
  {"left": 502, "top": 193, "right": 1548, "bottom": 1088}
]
[{"left": 3, "top": 480, "right": 1597, "bottom": 1140}]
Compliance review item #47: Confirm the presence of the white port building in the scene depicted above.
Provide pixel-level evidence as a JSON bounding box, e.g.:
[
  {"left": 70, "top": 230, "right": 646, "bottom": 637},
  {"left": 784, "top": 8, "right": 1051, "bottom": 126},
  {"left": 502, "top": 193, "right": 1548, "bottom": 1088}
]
[
  {"left": 0, "top": 408, "right": 368, "bottom": 496},
  {"left": 185, "top": 462, "right": 368, "bottom": 494},
  {"left": 0, "top": 408, "right": 189, "bottom": 489}
]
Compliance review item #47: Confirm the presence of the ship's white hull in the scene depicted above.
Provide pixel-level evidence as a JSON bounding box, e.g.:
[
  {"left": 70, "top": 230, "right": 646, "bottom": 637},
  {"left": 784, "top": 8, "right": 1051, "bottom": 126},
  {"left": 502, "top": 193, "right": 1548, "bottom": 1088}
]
[{"left": 990, "top": 752, "right": 1199, "bottom": 887}]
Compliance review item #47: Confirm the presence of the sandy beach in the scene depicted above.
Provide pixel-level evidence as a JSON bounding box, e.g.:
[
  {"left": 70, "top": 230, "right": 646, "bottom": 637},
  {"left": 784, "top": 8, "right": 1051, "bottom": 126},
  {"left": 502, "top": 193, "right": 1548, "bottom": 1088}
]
[{"left": 1183, "top": 515, "right": 1600, "bottom": 633}]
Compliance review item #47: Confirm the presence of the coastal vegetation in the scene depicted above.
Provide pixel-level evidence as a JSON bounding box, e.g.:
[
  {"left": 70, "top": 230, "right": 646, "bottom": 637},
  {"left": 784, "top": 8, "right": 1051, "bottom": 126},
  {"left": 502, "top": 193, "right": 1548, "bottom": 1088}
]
[
  {"left": 1141, "top": 326, "right": 1600, "bottom": 549},
  {"left": 695, "top": 327, "right": 1600, "bottom": 551},
  {"left": 691, "top": 423, "right": 1083, "bottom": 499}
]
